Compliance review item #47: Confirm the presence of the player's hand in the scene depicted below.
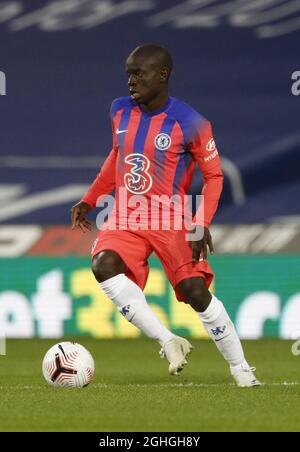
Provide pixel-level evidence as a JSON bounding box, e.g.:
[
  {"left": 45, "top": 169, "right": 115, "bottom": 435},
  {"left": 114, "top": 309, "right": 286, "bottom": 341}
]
[
  {"left": 189, "top": 226, "right": 214, "bottom": 262},
  {"left": 71, "top": 201, "right": 93, "bottom": 233}
]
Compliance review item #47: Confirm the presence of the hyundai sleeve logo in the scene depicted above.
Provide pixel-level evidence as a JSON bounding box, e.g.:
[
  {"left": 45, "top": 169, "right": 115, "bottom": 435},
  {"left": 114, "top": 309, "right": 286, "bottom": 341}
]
[{"left": 206, "top": 138, "right": 216, "bottom": 152}]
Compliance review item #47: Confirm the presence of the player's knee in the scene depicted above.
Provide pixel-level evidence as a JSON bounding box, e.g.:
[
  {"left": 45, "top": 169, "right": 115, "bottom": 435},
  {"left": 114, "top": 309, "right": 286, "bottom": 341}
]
[
  {"left": 92, "top": 250, "right": 126, "bottom": 282},
  {"left": 178, "top": 278, "right": 211, "bottom": 312}
]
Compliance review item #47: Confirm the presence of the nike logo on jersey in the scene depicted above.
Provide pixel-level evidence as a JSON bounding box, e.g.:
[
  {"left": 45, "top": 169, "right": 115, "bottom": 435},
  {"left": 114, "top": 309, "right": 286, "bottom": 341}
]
[{"left": 116, "top": 128, "right": 128, "bottom": 134}]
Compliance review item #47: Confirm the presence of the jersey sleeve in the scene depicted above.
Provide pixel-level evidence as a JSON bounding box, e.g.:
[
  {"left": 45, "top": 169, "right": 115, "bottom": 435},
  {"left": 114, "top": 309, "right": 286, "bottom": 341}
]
[
  {"left": 189, "top": 119, "right": 223, "bottom": 227},
  {"left": 81, "top": 106, "right": 118, "bottom": 208},
  {"left": 81, "top": 146, "right": 117, "bottom": 208}
]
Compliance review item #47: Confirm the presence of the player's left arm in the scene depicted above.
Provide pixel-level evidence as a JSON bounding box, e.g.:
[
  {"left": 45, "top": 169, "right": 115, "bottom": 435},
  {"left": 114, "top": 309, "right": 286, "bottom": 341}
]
[{"left": 189, "top": 120, "right": 224, "bottom": 261}]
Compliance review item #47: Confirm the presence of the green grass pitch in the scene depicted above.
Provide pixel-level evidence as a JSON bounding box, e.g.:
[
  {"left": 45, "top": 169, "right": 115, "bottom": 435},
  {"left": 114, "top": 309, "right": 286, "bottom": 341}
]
[{"left": 1, "top": 339, "right": 300, "bottom": 432}]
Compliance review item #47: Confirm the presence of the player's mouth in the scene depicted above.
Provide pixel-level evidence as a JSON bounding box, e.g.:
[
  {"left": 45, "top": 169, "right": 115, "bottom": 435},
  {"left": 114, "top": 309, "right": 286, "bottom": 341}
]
[{"left": 130, "top": 90, "right": 141, "bottom": 101}]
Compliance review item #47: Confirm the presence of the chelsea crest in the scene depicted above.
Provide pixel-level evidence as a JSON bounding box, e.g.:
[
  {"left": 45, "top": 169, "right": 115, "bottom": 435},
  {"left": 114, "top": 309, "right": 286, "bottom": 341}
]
[{"left": 154, "top": 133, "right": 171, "bottom": 151}]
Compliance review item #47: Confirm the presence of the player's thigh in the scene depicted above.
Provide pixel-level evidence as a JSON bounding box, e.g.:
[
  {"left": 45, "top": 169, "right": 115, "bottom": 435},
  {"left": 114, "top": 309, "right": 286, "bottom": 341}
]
[
  {"left": 91, "top": 229, "right": 152, "bottom": 288},
  {"left": 148, "top": 229, "right": 214, "bottom": 301},
  {"left": 148, "top": 228, "right": 192, "bottom": 276}
]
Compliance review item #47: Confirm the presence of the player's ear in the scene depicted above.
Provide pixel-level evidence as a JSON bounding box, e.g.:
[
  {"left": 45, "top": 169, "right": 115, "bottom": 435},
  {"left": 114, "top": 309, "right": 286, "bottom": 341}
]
[{"left": 160, "top": 66, "right": 169, "bottom": 83}]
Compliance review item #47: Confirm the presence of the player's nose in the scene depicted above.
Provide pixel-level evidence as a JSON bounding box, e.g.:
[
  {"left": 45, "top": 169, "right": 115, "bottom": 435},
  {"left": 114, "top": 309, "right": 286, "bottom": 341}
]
[{"left": 128, "top": 74, "right": 136, "bottom": 87}]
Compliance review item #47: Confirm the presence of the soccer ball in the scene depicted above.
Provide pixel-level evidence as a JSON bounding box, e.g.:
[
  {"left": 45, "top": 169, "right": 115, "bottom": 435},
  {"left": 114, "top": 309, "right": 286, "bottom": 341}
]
[{"left": 42, "top": 342, "right": 95, "bottom": 388}]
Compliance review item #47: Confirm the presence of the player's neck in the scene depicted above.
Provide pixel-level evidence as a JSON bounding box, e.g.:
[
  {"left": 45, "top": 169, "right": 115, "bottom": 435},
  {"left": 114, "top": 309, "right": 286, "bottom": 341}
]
[{"left": 139, "top": 90, "right": 169, "bottom": 113}]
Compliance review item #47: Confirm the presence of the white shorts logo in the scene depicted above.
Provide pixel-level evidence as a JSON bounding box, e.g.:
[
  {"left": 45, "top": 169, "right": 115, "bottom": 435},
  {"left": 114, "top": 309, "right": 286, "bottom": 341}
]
[
  {"left": 124, "top": 153, "right": 153, "bottom": 194},
  {"left": 206, "top": 138, "right": 216, "bottom": 152},
  {"left": 155, "top": 133, "right": 171, "bottom": 151}
]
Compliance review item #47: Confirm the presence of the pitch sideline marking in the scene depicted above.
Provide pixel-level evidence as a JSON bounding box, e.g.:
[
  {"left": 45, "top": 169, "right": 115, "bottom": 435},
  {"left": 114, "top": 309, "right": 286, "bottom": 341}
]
[{"left": 0, "top": 382, "right": 298, "bottom": 390}]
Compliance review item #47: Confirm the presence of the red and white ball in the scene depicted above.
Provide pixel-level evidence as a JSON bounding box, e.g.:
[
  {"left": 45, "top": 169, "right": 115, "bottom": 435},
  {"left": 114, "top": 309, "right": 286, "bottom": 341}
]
[{"left": 42, "top": 342, "right": 95, "bottom": 388}]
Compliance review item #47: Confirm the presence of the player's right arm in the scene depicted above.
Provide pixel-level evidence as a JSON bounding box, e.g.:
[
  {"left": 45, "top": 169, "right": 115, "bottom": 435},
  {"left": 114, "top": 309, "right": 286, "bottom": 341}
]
[
  {"left": 71, "top": 99, "right": 122, "bottom": 232},
  {"left": 71, "top": 99, "right": 121, "bottom": 232},
  {"left": 71, "top": 146, "right": 117, "bottom": 232}
]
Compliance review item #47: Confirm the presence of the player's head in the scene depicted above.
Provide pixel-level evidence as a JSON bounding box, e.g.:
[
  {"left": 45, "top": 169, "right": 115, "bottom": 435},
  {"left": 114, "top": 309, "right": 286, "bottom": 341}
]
[{"left": 126, "top": 44, "right": 173, "bottom": 105}]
